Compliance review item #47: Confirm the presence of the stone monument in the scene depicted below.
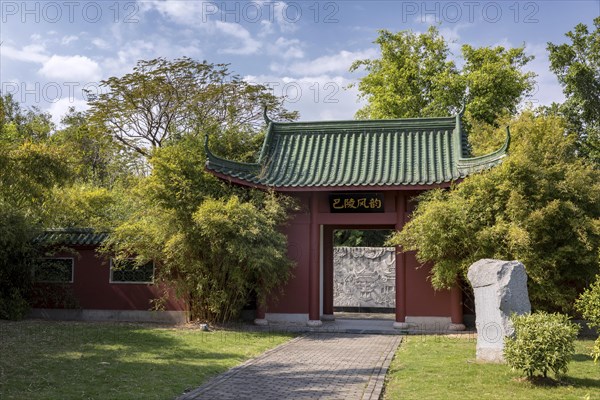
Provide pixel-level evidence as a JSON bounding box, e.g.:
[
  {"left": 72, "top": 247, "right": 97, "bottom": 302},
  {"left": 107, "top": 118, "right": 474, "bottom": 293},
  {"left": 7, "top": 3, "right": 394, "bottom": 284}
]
[{"left": 467, "top": 259, "right": 531, "bottom": 363}]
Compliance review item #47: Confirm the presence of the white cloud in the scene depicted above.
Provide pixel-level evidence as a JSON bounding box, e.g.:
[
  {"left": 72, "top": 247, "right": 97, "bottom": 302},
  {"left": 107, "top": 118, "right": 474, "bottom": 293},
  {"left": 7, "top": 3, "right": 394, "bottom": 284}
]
[
  {"left": 2, "top": 44, "right": 49, "bottom": 63},
  {"left": 141, "top": 0, "right": 207, "bottom": 26},
  {"left": 288, "top": 49, "right": 378, "bottom": 76},
  {"left": 39, "top": 55, "right": 102, "bottom": 82},
  {"left": 46, "top": 97, "right": 90, "bottom": 127},
  {"left": 215, "top": 21, "right": 261, "bottom": 55},
  {"left": 268, "top": 1, "right": 300, "bottom": 33},
  {"left": 92, "top": 38, "right": 110, "bottom": 49},
  {"left": 61, "top": 35, "right": 79, "bottom": 45},
  {"left": 143, "top": 0, "right": 299, "bottom": 34},
  {"left": 244, "top": 74, "right": 364, "bottom": 121},
  {"left": 439, "top": 24, "right": 470, "bottom": 55},
  {"left": 141, "top": 1, "right": 263, "bottom": 55},
  {"left": 259, "top": 20, "right": 275, "bottom": 37},
  {"left": 102, "top": 43, "right": 150, "bottom": 75},
  {"left": 269, "top": 37, "right": 304, "bottom": 59}
]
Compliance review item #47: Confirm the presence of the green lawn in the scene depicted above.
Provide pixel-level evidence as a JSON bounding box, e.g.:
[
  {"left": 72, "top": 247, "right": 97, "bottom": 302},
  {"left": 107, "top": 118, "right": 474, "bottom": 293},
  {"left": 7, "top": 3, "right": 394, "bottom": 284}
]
[
  {"left": 383, "top": 335, "right": 600, "bottom": 400},
  {"left": 0, "top": 320, "right": 293, "bottom": 400}
]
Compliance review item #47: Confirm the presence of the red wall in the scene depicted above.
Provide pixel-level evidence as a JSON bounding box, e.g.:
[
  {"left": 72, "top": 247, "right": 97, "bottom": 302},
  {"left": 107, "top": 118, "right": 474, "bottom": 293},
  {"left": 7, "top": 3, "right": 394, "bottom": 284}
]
[
  {"left": 405, "top": 255, "right": 451, "bottom": 316},
  {"left": 32, "top": 247, "right": 186, "bottom": 312},
  {"left": 267, "top": 190, "right": 453, "bottom": 317}
]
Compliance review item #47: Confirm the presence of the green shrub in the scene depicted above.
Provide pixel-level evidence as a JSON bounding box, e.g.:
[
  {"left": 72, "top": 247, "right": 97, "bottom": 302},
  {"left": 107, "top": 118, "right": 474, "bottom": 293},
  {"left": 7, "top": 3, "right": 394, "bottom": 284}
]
[
  {"left": 504, "top": 312, "right": 579, "bottom": 379},
  {"left": 576, "top": 274, "right": 600, "bottom": 362},
  {"left": 0, "top": 209, "right": 37, "bottom": 320}
]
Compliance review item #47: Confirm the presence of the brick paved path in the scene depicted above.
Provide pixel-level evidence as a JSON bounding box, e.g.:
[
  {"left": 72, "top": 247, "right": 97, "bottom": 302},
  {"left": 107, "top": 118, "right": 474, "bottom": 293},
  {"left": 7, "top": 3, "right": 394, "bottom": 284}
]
[{"left": 177, "top": 333, "right": 402, "bottom": 400}]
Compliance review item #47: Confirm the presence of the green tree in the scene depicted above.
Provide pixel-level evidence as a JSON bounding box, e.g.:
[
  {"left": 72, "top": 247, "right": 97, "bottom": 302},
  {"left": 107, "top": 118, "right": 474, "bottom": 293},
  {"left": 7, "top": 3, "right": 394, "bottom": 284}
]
[
  {"left": 334, "top": 229, "right": 391, "bottom": 247},
  {"left": 0, "top": 101, "right": 71, "bottom": 319},
  {"left": 51, "top": 107, "right": 143, "bottom": 186},
  {"left": 40, "top": 184, "right": 130, "bottom": 231},
  {"left": 387, "top": 112, "right": 600, "bottom": 313},
  {"left": 0, "top": 209, "right": 38, "bottom": 320},
  {"left": 350, "top": 27, "right": 463, "bottom": 119},
  {"left": 575, "top": 272, "right": 600, "bottom": 362},
  {"left": 101, "top": 137, "right": 296, "bottom": 322},
  {"left": 0, "top": 140, "right": 70, "bottom": 215},
  {"left": 88, "top": 57, "right": 298, "bottom": 158},
  {"left": 548, "top": 17, "right": 600, "bottom": 163},
  {"left": 0, "top": 93, "right": 54, "bottom": 143},
  {"left": 350, "top": 26, "right": 535, "bottom": 126},
  {"left": 461, "top": 45, "right": 535, "bottom": 126}
]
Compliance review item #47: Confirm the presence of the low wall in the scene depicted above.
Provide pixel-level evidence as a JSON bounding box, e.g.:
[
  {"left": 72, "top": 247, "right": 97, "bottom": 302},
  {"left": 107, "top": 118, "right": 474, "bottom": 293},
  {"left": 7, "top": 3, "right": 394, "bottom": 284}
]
[{"left": 28, "top": 308, "right": 189, "bottom": 324}]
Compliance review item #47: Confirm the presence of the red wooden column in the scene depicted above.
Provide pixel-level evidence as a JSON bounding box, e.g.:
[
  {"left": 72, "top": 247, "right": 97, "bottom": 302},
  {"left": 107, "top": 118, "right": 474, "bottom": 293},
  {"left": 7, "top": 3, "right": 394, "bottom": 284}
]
[
  {"left": 393, "top": 193, "right": 409, "bottom": 329},
  {"left": 308, "top": 192, "right": 322, "bottom": 326},
  {"left": 449, "top": 283, "right": 466, "bottom": 331},
  {"left": 322, "top": 225, "right": 335, "bottom": 321}
]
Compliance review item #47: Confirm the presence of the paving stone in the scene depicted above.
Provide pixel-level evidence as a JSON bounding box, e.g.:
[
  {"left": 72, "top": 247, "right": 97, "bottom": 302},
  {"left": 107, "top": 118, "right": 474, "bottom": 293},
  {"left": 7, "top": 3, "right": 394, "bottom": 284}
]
[{"left": 177, "top": 333, "right": 402, "bottom": 400}]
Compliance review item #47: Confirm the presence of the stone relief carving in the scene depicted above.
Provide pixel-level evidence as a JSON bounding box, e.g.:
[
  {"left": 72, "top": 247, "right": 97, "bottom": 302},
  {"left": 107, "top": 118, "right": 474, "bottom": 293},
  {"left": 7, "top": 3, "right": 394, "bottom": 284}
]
[{"left": 333, "top": 247, "right": 396, "bottom": 308}]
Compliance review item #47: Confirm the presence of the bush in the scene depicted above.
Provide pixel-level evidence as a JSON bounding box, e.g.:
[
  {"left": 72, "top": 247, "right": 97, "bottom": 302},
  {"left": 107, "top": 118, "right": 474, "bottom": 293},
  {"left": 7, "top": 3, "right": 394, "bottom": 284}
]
[
  {"left": 576, "top": 274, "right": 600, "bottom": 362},
  {"left": 504, "top": 312, "right": 579, "bottom": 379},
  {"left": 0, "top": 209, "right": 38, "bottom": 320}
]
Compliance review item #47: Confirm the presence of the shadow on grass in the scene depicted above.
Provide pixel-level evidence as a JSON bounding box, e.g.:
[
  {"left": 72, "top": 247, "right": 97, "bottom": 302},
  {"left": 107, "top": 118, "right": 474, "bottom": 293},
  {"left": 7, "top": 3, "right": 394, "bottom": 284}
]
[
  {"left": 572, "top": 353, "right": 593, "bottom": 362},
  {"left": 562, "top": 376, "right": 600, "bottom": 389},
  {"left": 0, "top": 320, "right": 292, "bottom": 400}
]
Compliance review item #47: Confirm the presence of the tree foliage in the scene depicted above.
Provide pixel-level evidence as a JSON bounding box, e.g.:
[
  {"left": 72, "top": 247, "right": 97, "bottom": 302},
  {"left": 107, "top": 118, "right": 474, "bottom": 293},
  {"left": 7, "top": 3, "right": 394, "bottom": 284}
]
[
  {"left": 575, "top": 273, "right": 600, "bottom": 362},
  {"left": 0, "top": 209, "right": 38, "bottom": 320},
  {"left": 101, "top": 137, "right": 296, "bottom": 322},
  {"left": 0, "top": 94, "right": 54, "bottom": 143},
  {"left": 2, "top": 58, "right": 300, "bottom": 322},
  {"left": 0, "top": 97, "right": 71, "bottom": 319},
  {"left": 350, "top": 26, "right": 535, "bottom": 126},
  {"left": 40, "top": 184, "right": 126, "bottom": 231},
  {"left": 350, "top": 27, "right": 462, "bottom": 119},
  {"left": 461, "top": 45, "right": 535, "bottom": 126},
  {"left": 334, "top": 229, "right": 391, "bottom": 247},
  {"left": 51, "top": 107, "right": 144, "bottom": 186},
  {"left": 387, "top": 112, "right": 600, "bottom": 312},
  {"left": 88, "top": 57, "right": 298, "bottom": 157},
  {"left": 548, "top": 17, "right": 600, "bottom": 163}
]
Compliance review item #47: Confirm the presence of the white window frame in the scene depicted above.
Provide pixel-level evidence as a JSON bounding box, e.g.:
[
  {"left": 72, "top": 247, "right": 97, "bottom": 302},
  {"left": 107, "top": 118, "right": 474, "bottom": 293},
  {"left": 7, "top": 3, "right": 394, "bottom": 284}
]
[
  {"left": 109, "top": 258, "right": 155, "bottom": 284},
  {"left": 36, "top": 257, "right": 74, "bottom": 283}
]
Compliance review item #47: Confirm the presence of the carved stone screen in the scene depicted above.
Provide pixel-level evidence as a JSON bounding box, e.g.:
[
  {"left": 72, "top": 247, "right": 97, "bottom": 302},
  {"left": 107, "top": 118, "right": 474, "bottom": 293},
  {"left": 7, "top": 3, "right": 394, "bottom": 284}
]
[{"left": 333, "top": 247, "right": 396, "bottom": 309}]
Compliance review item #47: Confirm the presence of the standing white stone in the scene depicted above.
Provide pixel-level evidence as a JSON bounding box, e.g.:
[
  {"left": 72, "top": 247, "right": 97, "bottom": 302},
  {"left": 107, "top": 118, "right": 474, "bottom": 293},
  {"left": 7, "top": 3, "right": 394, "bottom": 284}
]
[{"left": 467, "top": 259, "right": 531, "bottom": 363}]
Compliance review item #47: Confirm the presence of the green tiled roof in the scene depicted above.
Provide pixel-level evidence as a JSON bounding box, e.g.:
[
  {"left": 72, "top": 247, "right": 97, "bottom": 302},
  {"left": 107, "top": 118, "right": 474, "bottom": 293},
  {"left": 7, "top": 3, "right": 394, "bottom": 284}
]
[
  {"left": 205, "top": 112, "right": 509, "bottom": 189},
  {"left": 35, "top": 228, "right": 108, "bottom": 246}
]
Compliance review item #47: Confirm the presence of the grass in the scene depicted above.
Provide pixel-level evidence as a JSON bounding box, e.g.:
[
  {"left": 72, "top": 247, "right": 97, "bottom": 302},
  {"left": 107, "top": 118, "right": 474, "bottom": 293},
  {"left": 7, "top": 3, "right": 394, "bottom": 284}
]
[
  {"left": 383, "top": 335, "right": 600, "bottom": 400},
  {"left": 0, "top": 320, "right": 293, "bottom": 400}
]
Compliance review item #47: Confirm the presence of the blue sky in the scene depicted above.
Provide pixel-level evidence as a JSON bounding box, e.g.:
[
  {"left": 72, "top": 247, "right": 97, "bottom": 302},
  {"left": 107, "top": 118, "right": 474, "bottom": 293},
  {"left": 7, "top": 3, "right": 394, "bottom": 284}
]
[{"left": 1, "top": 1, "right": 599, "bottom": 125}]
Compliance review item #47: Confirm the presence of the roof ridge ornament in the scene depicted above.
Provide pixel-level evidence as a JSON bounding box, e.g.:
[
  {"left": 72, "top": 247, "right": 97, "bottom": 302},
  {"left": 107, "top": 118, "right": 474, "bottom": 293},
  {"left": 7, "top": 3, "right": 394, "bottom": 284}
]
[
  {"left": 204, "top": 134, "right": 213, "bottom": 160},
  {"left": 263, "top": 106, "right": 272, "bottom": 124},
  {"left": 457, "top": 98, "right": 466, "bottom": 117}
]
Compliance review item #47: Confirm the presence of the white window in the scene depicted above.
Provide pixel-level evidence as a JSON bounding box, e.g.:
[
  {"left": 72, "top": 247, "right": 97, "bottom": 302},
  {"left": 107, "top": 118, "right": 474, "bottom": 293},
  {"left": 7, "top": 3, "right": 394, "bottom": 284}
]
[
  {"left": 35, "top": 258, "right": 74, "bottom": 283},
  {"left": 110, "top": 259, "right": 154, "bottom": 284}
]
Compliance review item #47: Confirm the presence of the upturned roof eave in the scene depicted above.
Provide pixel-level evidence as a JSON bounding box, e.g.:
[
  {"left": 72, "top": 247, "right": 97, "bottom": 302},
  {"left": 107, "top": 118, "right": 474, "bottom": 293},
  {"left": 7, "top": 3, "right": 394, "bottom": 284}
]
[
  {"left": 206, "top": 169, "right": 456, "bottom": 192},
  {"left": 204, "top": 111, "right": 510, "bottom": 190},
  {"left": 456, "top": 126, "right": 511, "bottom": 174}
]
